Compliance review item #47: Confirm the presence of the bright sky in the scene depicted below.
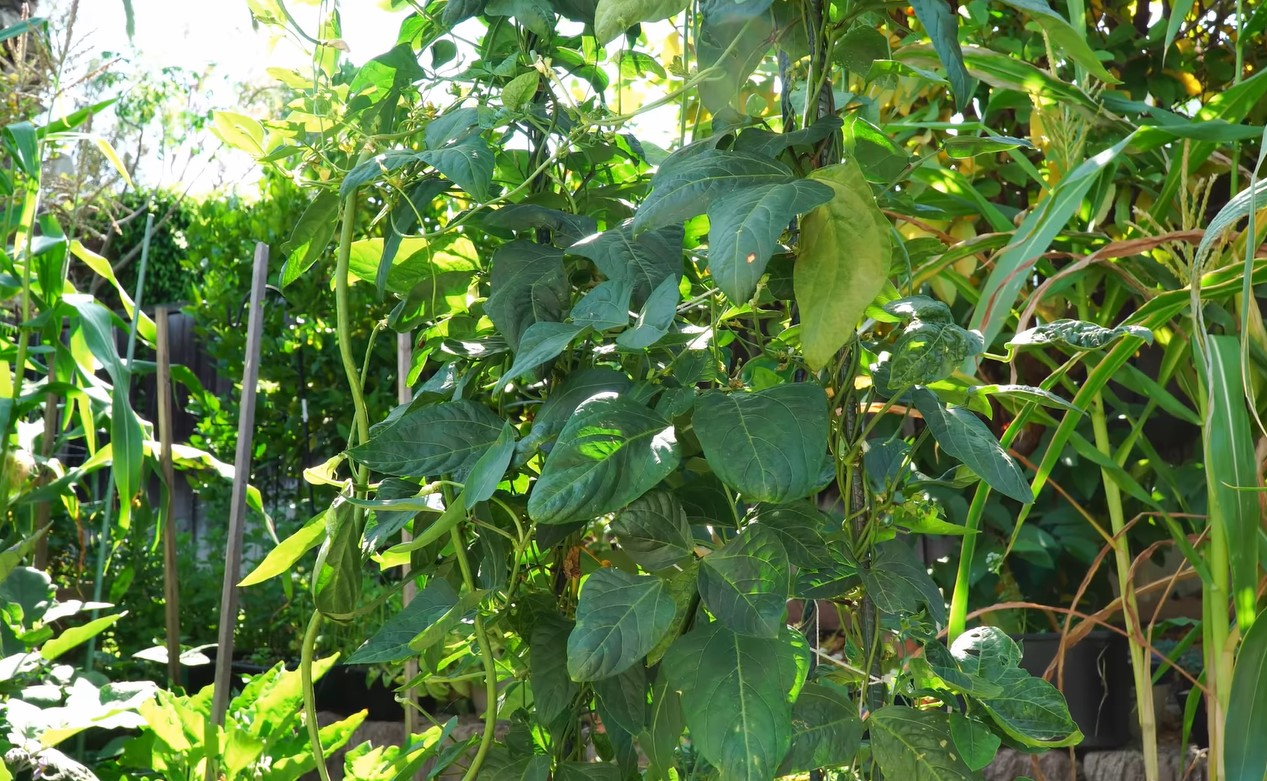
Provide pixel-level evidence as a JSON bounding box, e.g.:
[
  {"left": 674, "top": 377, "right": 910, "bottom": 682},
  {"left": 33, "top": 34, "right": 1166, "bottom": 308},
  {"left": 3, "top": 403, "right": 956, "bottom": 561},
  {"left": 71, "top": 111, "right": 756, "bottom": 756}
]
[{"left": 57, "top": 0, "right": 408, "bottom": 194}]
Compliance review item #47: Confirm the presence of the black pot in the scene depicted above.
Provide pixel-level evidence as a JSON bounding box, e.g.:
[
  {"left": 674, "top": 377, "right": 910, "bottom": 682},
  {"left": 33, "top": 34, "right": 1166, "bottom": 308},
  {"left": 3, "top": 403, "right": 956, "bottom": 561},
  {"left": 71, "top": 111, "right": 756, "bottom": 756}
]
[
  {"left": 1014, "top": 631, "right": 1133, "bottom": 750},
  {"left": 1173, "top": 687, "right": 1209, "bottom": 749}
]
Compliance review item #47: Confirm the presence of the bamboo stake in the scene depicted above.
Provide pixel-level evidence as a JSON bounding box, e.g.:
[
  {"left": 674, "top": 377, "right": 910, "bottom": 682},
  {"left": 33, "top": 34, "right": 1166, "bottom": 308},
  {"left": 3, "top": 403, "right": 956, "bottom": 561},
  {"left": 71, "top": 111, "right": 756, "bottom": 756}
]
[
  {"left": 397, "top": 330, "right": 421, "bottom": 765},
  {"left": 156, "top": 306, "right": 181, "bottom": 687},
  {"left": 207, "top": 243, "right": 270, "bottom": 745}
]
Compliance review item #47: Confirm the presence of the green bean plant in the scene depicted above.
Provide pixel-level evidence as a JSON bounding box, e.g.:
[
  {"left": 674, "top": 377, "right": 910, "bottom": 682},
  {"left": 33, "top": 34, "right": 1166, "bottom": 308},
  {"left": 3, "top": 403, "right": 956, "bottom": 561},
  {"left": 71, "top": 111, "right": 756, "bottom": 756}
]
[{"left": 218, "top": 0, "right": 1190, "bottom": 776}]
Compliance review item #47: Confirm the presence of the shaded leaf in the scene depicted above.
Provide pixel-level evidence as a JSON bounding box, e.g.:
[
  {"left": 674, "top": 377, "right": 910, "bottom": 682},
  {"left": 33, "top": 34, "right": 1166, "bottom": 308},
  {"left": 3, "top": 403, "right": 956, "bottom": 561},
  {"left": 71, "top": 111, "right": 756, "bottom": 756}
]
[
  {"left": 348, "top": 400, "right": 505, "bottom": 480},
  {"left": 615, "top": 275, "right": 678, "bottom": 350},
  {"left": 569, "top": 221, "right": 683, "bottom": 307},
  {"left": 593, "top": 663, "right": 649, "bottom": 735},
  {"left": 612, "top": 490, "right": 695, "bottom": 571},
  {"left": 911, "top": 387, "right": 1032, "bottom": 504},
  {"left": 518, "top": 368, "right": 633, "bottom": 457},
  {"left": 528, "top": 394, "right": 681, "bottom": 524},
  {"left": 699, "top": 525, "right": 790, "bottom": 638},
  {"left": 568, "top": 568, "right": 677, "bottom": 681},
  {"left": 869, "top": 706, "right": 980, "bottom": 781},
  {"left": 347, "top": 580, "right": 461, "bottom": 664},
  {"left": 693, "top": 384, "right": 830, "bottom": 503},
  {"left": 497, "top": 322, "right": 588, "bottom": 391},
  {"left": 860, "top": 540, "right": 947, "bottom": 627},
  {"left": 747, "top": 502, "right": 833, "bottom": 567},
  {"left": 418, "top": 136, "right": 495, "bottom": 200},
  {"left": 633, "top": 151, "right": 792, "bottom": 235},
  {"left": 778, "top": 682, "right": 864, "bottom": 774},
  {"left": 486, "top": 241, "right": 570, "bottom": 352},
  {"left": 663, "top": 621, "right": 801, "bottom": 781},
  {"left": 707, "top": 180, "right": 833, "bottom": 304}
]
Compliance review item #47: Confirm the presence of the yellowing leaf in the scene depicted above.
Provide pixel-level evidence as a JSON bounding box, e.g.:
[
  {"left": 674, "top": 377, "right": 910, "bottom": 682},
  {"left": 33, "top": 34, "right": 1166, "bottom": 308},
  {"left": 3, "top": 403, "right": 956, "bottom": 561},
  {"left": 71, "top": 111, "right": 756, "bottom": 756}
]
[{"left": 794, "top": 161, "right": 890, "bottom": 369}]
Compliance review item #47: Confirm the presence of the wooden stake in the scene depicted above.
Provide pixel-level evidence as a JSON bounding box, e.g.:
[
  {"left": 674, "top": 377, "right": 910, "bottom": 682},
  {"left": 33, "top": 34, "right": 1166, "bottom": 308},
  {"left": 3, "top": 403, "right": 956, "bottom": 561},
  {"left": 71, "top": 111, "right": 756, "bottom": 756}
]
[
  {"left": 209, "top": 243, "right": 270, "bottom": 732},
  {"left": 397, "top": 330, "right": 420, "bottom": 757},
  {"left": 156, "top": 306, "right": 181, "bottom": 687}
]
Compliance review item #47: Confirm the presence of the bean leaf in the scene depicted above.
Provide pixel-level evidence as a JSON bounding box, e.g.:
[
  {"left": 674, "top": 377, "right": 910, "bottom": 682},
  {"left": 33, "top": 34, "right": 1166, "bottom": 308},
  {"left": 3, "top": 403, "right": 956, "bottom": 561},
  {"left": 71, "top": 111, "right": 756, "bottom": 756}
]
[
  {"left": 1007, "top": 319, "right": 1153, "bottom": 351},
  {"left": 567, "top": 568, "right": 677, "bottom": 681},
  {"left": 612, "top": 490, "right": 695, "bottom": 571},
  {"left": 663, "top": 620, "right": 802, "bottom": 781},
  {"left": 795, "top": 161, "right": 891, "bottom": 369},
  {"left": 911, "top": 387, "right": 1032, "bottom": 504},
  {"left": 528, "top": 394, "right": 681, "bottom": 524},
  {"left": 706, "top": 180, "right": 834, "bottom": 304},
  {"left": 633, "top": 151, "right": 793, "bottom": 235},
  {"left": 699, "top": 525, "right": 790, "bottom": 638},
  {"left": 347, "top": 400, "right": 506, "bottom": 480},
  {"left": 869, "top": 707, "right": 980, "bottom": 781}
]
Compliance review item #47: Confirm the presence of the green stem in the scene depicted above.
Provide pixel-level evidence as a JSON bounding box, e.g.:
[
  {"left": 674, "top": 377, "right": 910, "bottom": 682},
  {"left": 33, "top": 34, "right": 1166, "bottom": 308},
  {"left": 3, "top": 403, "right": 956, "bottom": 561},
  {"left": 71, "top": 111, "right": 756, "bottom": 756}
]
[
  {"left": 450, "top": 524, "right": 498, "bottom": 781},
  {"left": 1091, "top": 391, "right": 1158, "bottom": 781},
  {"left": 947, "top": 484, "right": 991, "bottom": 640},
  {"left": 301, "top": 611, "right": 332, "bottom": 781},
  {"left": 335, "top": 193, "right": 372, "bottom": 462}
]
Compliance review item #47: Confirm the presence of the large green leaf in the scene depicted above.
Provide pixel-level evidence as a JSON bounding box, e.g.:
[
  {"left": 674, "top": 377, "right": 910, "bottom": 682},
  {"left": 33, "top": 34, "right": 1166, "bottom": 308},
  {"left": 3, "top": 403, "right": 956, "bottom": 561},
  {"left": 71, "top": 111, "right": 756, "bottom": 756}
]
[
  {"left": 860, "top": 540, "right": 947, "bottom": 627},
  {"left": 868, "top": 707, "right": 980, "bottom": 781},
  {"left": 633, "top": 151, "right": 792, "bottom": 235},
  {"left": 497, "top": 322, "right": 588, "bottom": 391},
  {"left": 593, "top": 662, "right": 649, "bottom": 735},
  {"left": 486, "top": 241, "right": 570, "bottom": 352},
  {"left": 571, "top": 279, "right": 632, "bottom": 331},
  {"left": 313, "top": 496, "right": 363, "bottom": 622},
  {"left": 910, "top": 0, "right": 973, "bottom": 109},
  {"left": 663, "top": 621, "right": 801, "bottom": 781},
  {"left": 795, "top": 161, "right": 891, "bottom": 369},
  {"left": 615, "top": 275, "right": 679, "bottom": 350},
  {"left": 885, "top": 297, "right": 985, "bottom": 387},
  {"left": 567, "top": 568, "right": 677, "bottom": 681},
  {"left": 1204, "top": 336, "right": 1260, "bottom": 627},
  {"left": 910, "top": 387, "right": 1032, "bottom": 504},
  {"left": 0, "top": 567, "right": 54, "bottom": 627},
  {"left": 280, "top": 191, "right": 340, "bottom": 287},
  {"left": 747, "top": 502, "right": 833, "bottom": 568},
  {"left": 612, "top": 490, "right": 695, "bottom": 571},
  {"left": 778, "top": 682, "right": 863, "bottom": 774},
  {"left": 460, "top": 421, "right": 517, "bottom": 504},
  {"left": 695, "top": 6, "right": 776, "bottom": 112},
  {"left": 530, "top": 616, "right": 580, "bottom": 725},
  {"left": 693, "top": 384, "right": 830, "bottom": 503},
  {"left": 1227, "top": 611, "right": 1267, "bottom": 781},
  {"left": 593, "top": 0, "right": 688, "bottom": 42},
  {"left": 377, "top": 177, "right": 451, "bottom": 296},
  {"left": 528, "top": 394, "right": 681, "bottom": 524},
  {"left": 951, "top": 627, "right": 1082, "bottom": 748},
  {"left": 518, "top": 368, "right": 633, "bottom": 457},
  {"left": 568, "top": 221, "right": 684, "bottom": 306},
  {"left": 949, "top": 712, "right": 1001, "bottom": 771},
  {"left": 706, "top": 180, "right": 833, "bottom": 304},
  {"left": 698, "top": 525, "right": 790, "bottom": 638},
  {"left": 347, "top": 400, "right": 506, "bottom": 480},
  {"left": 418, "top": 136, "right": 495, "bottom": 200}
]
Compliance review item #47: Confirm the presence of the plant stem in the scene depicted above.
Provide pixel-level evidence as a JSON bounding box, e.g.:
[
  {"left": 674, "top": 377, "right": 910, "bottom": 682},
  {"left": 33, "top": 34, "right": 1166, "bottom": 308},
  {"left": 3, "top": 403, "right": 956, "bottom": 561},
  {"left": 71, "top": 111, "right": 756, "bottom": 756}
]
[
  {"left": 947, "top": 484, "right": 992, "bottom": 641},
  {"left": 301, "top": 611, "right": 332, "bottom": 781},
  {"left": 0, "top": 178, "right": 41, "bottom": 524},
  {"left": 450, "top": 524, "right": 498, "bottom": 781},
  {"left": 335, "top": 193, "right": 371, "bottom": 460},
  {"left": 1091, "top": 390, "right": 1158, "bottom": 781}
]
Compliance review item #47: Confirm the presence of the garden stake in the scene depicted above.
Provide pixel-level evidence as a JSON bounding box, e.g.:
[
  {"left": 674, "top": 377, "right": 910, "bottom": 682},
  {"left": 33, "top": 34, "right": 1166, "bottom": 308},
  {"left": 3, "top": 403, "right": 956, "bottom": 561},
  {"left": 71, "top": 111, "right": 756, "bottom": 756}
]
[
  {"left": 156, "top": 306, "right": 181, "bottom": 686},
  {"left": 396, "top": 329, "right": 422, "bottom": 770},
  {"left": 206, "top": 242, "right": 270, "bottom": 778}
]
